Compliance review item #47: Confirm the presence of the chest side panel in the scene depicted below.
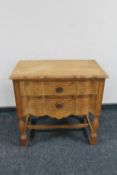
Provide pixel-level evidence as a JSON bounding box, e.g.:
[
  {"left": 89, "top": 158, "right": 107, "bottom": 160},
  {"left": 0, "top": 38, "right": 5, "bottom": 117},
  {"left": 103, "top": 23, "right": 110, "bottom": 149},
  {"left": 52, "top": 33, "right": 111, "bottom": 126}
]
[
  {"left": 75, "top": 79, "right": 105, "bottom": 116},
  {"left": 93, "top": 79, "right": 105, "bottom": 115}
]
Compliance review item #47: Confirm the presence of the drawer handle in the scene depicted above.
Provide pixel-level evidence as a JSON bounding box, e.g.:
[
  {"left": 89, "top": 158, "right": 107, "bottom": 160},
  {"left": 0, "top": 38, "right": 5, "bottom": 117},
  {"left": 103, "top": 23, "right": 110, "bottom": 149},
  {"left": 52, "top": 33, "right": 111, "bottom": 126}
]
[
  {"left": 56, "top": 102, "right": 64, "bottom": 109},
  {"left": 56, "top": 87, "right": 64, "bottom": 93}
]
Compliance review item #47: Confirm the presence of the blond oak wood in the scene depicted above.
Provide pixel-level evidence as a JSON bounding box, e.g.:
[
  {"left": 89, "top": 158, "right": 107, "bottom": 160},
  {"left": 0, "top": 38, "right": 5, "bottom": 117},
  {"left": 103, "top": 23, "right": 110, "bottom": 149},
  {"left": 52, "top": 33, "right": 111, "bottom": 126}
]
[
  {"left": 10, "top": 60, "right": 108, "bottom": 80},
  {"left": 27, "top": 123, "right": 89, "bottom": 130},
  {"left": 77, "top": 79, "right": 98, "bottom": 95},
  {"left": 21, "top": 97, "right": 44, "bottom": 116},
  {"left": 13, "top": 81, "right": 27, "bottom": 146},
  {"left": 76, "top": 95, "right": 96, "bottom": 116},
  {"left": 45, "top": 97, "right": 75, "bottom": 119},
  {"left": 10, "top": 60, "right": 108, "bottom": 146},
  {"left": 45, "top": 80, "right": 76, "bottom": 96},
  {"left": 20, "top": 80, "right": 43, "bottom": 97},
  {"left": 90, "top": 79, "right": 105, "bottom": 144}
]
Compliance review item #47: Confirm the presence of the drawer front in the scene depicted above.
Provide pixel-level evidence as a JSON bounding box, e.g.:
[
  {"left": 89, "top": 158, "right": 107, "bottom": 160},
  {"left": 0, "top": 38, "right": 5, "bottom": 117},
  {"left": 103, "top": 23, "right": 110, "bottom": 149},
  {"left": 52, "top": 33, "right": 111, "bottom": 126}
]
[
  {"left": 45, "top": 80, "right": 76, "bottom": 96},
  {"left": 21, "top": 96, "right": 96, "bottom": 118},
  {"left": 22, "top": 97, "right": 44, "bottom": 116},
  {"left": 77, "top": 80, "right": 98, "bottom": 95},
  {"left": 19, "top": 80, "right": 98, "bottom": 97},
  {"left": 20, "top": 81, "right": 43, "bottom": 97},
  {"left": 45, "top": 97, "right": 75, "bottom": 119},
  {"left": 76, "top": 96, "right": 96, "bottom": 115}
]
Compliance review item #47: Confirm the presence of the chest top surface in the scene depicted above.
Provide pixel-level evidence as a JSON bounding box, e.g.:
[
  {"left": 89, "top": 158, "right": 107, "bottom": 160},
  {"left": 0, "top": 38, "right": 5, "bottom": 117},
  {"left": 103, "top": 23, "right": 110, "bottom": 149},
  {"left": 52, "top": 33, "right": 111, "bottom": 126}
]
[{"left": 10, "top": 60, "right": 108, "bottom": 80}]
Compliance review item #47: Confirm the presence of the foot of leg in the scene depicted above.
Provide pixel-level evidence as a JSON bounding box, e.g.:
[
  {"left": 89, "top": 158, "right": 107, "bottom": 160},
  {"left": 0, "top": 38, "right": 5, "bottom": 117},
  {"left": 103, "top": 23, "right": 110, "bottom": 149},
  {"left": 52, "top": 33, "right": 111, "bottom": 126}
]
[
  {"left": 90, "top": 133, "right": 97, "bottom": 145},
  {"left": 21, "top": 135, "right": 27, "bottom": 146},
  {"left": 89, "top": 115, "right": 99, "bottom": 145},
  {"left": 19, "top": 118, "right": 27, "bottom": 147}
]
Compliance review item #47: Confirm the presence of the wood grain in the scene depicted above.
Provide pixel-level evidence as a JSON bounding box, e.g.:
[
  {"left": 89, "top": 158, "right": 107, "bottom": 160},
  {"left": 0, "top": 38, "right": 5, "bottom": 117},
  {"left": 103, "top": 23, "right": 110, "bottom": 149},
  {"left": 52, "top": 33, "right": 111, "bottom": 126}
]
[
  {"left": 77, "top": 79, "right": 98, "bottom": 95},
  {"left": 21, "top": 97, "right": 44, "bottom": 117},
  {"left": 10, "top": 60, "right": 108, "bottom": 146},
  {"left": 20, "top": 80, "right": 43, "bottom": 97},
  {"left": 76, "top": 95, "right": 96, "bottom": 116},
  {"left": 10, "top": 60, "right": 108, "bottom": 80},
  {"left": 45, "top": 80, "right": 76, "bottom": 96},
  {"left": 45, "top": 97, "right": 75, "bottom": 119},
  {"left": 27, "top": 123, "right": 89, "bottom": 130},
  {"left": 13, "top": 80, "right": 27, "bottom": 146}
]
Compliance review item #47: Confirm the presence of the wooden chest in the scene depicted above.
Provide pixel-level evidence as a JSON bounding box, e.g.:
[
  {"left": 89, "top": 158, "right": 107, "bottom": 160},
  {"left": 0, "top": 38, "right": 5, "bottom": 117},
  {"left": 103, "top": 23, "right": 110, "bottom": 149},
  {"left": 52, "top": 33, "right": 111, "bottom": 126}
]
[{"left": 10, "top": 60, "right": 108, "bottom": 146}]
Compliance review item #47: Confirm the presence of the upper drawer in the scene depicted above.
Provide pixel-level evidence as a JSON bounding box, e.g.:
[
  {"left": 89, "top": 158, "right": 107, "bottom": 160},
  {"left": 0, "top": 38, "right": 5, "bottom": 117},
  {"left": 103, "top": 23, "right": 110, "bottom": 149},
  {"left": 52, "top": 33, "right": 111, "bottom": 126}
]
[
  {"left": 20, "top": 81, "right": 43, "bottom": 97},
  {"left": 77, "top": 80, "right": 98, "bottom": 95},
  {"left": 45, "top": 80, "right": 76, "bottom": 96},
  {"left": 19, "top": 79, "right": 98, "bottom": 97}
]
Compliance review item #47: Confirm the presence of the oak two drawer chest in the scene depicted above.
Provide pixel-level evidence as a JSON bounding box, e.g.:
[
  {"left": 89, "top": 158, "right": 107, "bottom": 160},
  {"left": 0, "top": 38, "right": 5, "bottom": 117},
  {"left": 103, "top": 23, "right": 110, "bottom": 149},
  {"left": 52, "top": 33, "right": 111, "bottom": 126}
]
[{"left": 10, "top": 60, "right": 108, "bottom": 146}]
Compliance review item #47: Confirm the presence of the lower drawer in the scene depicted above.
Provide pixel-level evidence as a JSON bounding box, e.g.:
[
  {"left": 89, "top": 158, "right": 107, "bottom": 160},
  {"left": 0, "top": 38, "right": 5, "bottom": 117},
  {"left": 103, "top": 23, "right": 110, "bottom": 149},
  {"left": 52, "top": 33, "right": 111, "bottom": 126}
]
[
  {"left": 76, "top": 96, "right": 96, "bottom": 115},
  {"left": 22, "top": 97, "right": 44, "bottom": 116},
  {"left": 45, "top": 97, "right": 75, "bottom": 119},
  {"left": 21, "top": 96, "right": 96, "bottom": 118},
  {"left": 21, "top": 96, "right": 75, "bottom": 119}
]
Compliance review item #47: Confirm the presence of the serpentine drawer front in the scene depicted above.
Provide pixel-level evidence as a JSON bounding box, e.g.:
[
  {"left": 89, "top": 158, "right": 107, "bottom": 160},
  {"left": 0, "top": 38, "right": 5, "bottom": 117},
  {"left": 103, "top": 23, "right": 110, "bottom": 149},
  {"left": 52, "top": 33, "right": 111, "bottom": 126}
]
[{"left": 10, "top": 60, "right": 108, "bottom": 146}]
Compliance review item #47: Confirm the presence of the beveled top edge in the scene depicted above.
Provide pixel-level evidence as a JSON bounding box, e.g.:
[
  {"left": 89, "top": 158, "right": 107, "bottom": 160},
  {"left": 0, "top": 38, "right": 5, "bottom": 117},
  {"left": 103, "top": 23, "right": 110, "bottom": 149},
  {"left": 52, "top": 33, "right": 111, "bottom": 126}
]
[
  {"left": 10, "top": 75, "right": 108, "bottom": 80},
  {"left": 91, "top": 60, "right": 109, "bottom": 79},
  {"left": 9, "top": 59, "right": 109, "bottom": 80}
]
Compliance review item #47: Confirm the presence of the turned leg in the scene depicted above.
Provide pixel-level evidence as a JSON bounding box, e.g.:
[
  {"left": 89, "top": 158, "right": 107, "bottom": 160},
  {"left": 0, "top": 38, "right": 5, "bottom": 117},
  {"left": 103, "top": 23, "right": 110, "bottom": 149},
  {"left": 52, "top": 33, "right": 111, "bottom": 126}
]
[
  {"left": 18, "top": 117, "right": 27, "bottom": 147},
  {"left": 90, "top": 115, "right": 99, "bottom": 145}
]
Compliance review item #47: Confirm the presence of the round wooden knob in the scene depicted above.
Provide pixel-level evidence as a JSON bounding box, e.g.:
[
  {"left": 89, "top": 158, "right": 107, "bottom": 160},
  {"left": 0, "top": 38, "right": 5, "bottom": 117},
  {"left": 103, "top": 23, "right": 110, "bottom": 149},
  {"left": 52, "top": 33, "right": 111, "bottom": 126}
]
[
  {"left": 56, "top": 102, "right": 64, "bottom": 109},
  {"left": 56, "top": 87, "right": 64, "bottom": 93}
]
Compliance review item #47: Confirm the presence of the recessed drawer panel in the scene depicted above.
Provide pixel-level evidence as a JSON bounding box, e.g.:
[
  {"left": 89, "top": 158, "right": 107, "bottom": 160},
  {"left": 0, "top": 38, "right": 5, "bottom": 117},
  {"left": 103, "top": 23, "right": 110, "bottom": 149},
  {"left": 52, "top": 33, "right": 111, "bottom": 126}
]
[
  {"left": 76, "top": 96, "right": 96, "bottom": 115},
  {"left": 22, "top": 97, "right": 44, "bottom": 116},
  {"left": 45, "top": 80, "right": 76, "bottom": 96},
  {"left": 45, "top": 97, "right": 75, "bottom": 119},
  {"left": 20, "top": 81, "right": 43, "bottom": 97},
  {"left": 77, "top": 80, "right": 98, "bottom": 95}
]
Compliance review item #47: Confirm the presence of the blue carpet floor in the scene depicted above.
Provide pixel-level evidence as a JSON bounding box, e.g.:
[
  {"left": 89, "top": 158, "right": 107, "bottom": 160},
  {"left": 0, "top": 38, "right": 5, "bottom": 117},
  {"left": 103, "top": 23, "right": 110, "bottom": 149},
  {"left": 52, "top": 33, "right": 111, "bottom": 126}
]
[{"left": 0, "top": 107, "right": 117, "bottom": 175}]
